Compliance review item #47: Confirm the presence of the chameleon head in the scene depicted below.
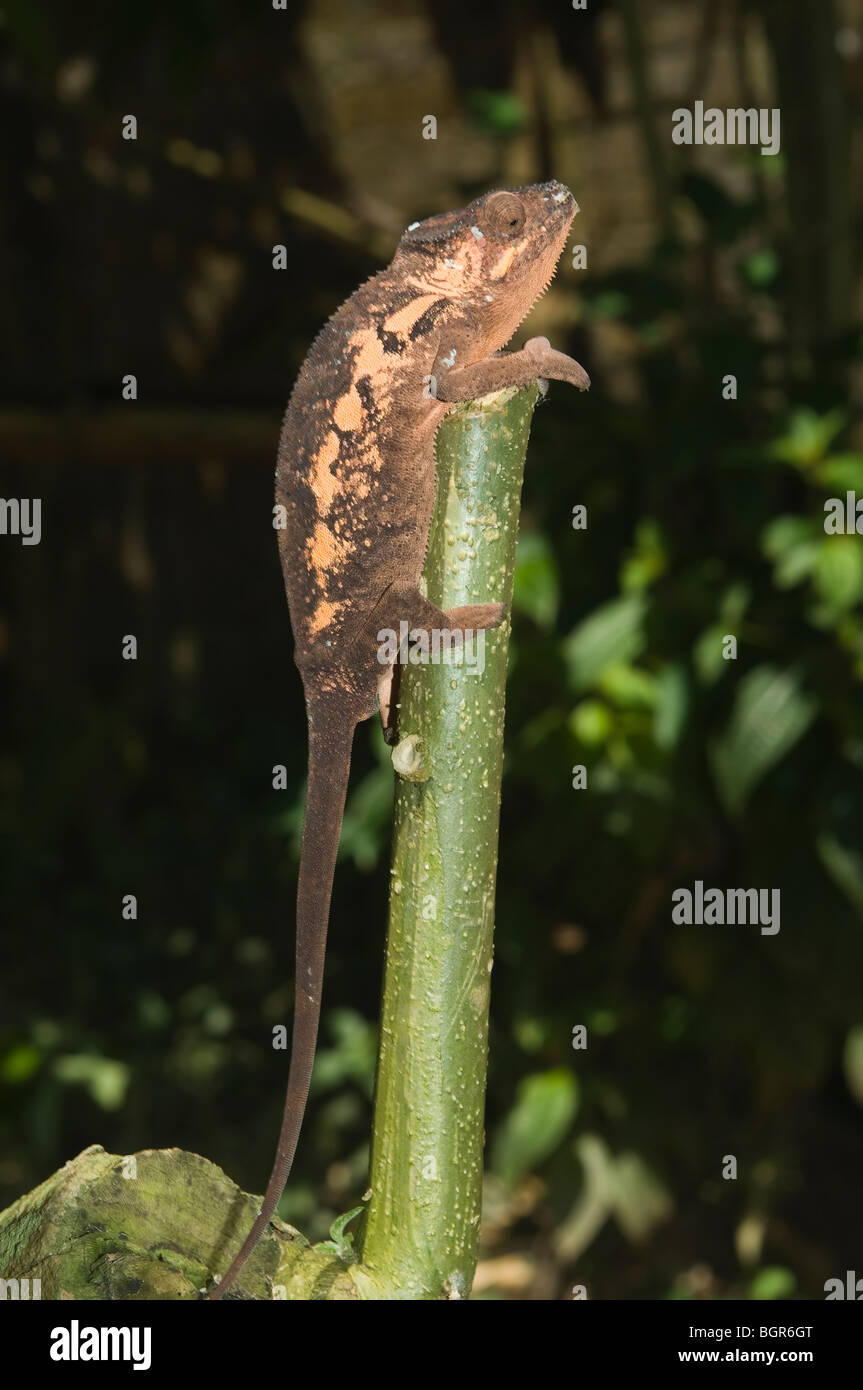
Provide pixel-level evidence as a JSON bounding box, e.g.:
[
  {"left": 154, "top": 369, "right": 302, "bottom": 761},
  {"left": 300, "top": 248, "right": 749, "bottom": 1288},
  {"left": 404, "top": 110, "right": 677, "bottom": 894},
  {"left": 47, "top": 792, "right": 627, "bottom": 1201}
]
[{"left": 397, "top": 180, "right": 578, "bottom": 336}]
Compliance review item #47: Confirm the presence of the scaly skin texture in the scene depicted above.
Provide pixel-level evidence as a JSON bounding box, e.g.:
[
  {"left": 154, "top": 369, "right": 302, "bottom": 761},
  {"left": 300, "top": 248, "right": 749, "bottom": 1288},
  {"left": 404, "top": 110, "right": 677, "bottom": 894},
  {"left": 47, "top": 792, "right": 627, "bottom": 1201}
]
[{"left": 207, "top": 181, "right": 589, "bottom": 1299}]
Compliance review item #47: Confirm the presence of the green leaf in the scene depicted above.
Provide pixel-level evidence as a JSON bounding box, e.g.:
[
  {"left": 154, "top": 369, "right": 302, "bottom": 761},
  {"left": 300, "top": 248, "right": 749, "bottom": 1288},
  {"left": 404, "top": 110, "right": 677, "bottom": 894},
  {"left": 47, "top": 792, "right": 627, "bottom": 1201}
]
[
  {"left": 512, "top": 531, "right": 560, "bottom": 630},
  {"left": 813, "top": 453, "right": 863, "bottom": 493},
  {"left": 776, "top": 545, "right": 819, "bottom": 590},
  {"left": 563, "top": 594, "right": 647, "bottom": 690},
  {"left": 569, "top": 699, "right": 613, "bottom": 745},
  {"left": 653, "top": 664, "right": 689, "bottom": 749},
  {"left": 762, "top": 515, "right": 813, "bottom": 557},
  {"left": 610, "top": 1153, "right": 673, "bottom": 1243},
  {"left": 812, "top": 537, "right": 863, "bottom": 610},
  {"left": 620, "top": 518, "right": 667, "bottom": 592},
  {"left": 695, "top": 587, "right": 751, "bottom": 679},
  {"left": 769, "top": 408, "right": 847, "bottom": 469},
  {"left": 491, "top": 1068, "right": 579, "bottom": 1187},
  {"left": 749, "top": 1266, "right": 796, "bottom": 1300},
  {"left": 339, "top": 763, "right": 394, "bottom": 871},
  {"left": 693, "top": 625, "right": 729, "bottom": 685},
  {"left": 329, "top": 1204, "right": 364, "bottom": 1246},
  {"left": 317, "top": 1204, "right": 365, "bottom": 1262},
  {"left": 762, "top": 516, "right": 819, "bottom": 588},
  {"left": 587, "top": 1008, "right": 619, "bottom": 1035},
  {"left": 512, "top": 1015, "right": 547, "bottom": 1053},
  {"left": 311, "top": 1008, "right": 377, "bottom": 1094},
  {"left": 467, "top": 89, "right": 527, "bottom": 135},
  {"left": 741, "top": 248, "right": 779, "bottom": 288},
  {"left": 711, "top": 666, "right": 817, "bottom": 814},
  {"left": 0, "top": 1042, "right": 42, "bottom": 1084},
  {"left": 597, "top": 662, "right": 657, "bottom": 710},
  {"left": 53, "top": 1054, "right": 131, "bottom": 1110},
  {"left": 817, "top": 831, "right": 863, "bottom": 912},
  {"left": 842, "top": 1027, "right": 863, "bottom": 1106},
  {"left": 718, "top": 582, "right": 751, "bottom": 624}
]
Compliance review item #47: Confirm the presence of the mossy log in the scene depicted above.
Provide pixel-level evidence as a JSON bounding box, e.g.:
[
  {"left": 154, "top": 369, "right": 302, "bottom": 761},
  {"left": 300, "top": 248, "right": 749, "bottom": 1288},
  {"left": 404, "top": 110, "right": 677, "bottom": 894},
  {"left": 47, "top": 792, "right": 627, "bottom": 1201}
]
[{"left": 0, "top": 1145, "right": 358, "bottom": 1300}]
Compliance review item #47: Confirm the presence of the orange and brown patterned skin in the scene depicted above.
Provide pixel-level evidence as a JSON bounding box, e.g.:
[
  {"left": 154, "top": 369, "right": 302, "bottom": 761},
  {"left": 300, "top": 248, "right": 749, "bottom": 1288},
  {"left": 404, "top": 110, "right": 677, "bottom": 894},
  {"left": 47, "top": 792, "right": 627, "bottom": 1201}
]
[
  {"left": 277, "top": 180, "right": 588, "bottom": 708},
  {"left": 207, "top": 182, "right": 589, "bottom": 1299}
]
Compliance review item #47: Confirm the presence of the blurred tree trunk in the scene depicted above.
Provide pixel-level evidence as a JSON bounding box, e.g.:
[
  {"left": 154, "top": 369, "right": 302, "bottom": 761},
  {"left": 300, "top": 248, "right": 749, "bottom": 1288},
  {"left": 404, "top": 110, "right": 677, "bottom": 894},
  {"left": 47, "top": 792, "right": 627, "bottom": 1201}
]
[
  {"left": 619, "top": 0, "right": 673, "bottom": 241},
  {"left": 758, "top": 0, "right": 854, "bottom": 374}
]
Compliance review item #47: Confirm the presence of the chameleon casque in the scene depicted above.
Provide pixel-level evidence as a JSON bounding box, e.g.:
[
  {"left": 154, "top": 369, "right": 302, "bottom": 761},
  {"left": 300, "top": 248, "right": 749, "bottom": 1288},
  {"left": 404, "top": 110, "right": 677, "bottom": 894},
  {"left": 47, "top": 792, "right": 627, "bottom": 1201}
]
[{"left": 208, "top": 179, "right": 589, "bottom": 1298}]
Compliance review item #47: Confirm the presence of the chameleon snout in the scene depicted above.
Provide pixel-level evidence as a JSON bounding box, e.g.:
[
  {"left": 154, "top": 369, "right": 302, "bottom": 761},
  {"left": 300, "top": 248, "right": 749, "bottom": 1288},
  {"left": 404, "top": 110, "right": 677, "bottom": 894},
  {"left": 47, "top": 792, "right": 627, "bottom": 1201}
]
[{"left": 541, "top": 179, "right": 579, "bottom": 217}]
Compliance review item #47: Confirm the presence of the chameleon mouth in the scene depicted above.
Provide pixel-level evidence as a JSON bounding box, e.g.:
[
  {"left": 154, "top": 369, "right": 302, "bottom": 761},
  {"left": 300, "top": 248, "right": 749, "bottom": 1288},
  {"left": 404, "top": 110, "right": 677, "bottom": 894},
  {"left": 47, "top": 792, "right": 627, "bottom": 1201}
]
[{"left": 522, "top": 185, "right": 581, "bottom": 315}]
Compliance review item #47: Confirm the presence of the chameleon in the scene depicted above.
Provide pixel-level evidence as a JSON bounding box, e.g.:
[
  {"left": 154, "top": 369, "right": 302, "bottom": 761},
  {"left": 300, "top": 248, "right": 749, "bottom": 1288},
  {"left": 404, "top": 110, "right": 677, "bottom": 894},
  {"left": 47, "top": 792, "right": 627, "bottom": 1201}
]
[{"left": 207, "top": 179, "right": 589, "bottom": 1298}]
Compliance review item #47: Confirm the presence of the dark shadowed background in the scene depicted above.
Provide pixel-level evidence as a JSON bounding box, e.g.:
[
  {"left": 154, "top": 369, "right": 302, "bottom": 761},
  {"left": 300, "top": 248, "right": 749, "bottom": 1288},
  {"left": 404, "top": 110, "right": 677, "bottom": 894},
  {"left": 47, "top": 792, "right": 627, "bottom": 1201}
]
[{"left": 1, "top": 0, "right": 862, "bottom": 1299}]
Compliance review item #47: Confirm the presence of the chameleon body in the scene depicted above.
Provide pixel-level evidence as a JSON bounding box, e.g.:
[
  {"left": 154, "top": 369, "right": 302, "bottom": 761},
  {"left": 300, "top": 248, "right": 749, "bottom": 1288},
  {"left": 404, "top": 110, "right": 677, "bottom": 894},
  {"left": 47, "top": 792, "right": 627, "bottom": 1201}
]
[{"left": 208, "top": 180, "right": 588, "bottom": 1298}]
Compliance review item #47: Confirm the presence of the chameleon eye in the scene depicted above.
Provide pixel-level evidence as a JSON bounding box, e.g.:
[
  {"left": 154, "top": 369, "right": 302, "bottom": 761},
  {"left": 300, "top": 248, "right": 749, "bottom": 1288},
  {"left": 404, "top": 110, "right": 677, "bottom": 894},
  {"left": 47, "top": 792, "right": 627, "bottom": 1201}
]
[{"left": 485, "top": 193, "right": 526, "bottom": 236}]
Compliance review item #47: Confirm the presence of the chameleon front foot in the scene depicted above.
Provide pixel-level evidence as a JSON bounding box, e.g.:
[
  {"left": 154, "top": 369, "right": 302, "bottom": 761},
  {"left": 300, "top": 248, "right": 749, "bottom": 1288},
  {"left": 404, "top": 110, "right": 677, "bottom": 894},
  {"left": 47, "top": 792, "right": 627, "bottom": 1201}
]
[{"left": 524, "top": 337, "right": 591, "bottom": 391}]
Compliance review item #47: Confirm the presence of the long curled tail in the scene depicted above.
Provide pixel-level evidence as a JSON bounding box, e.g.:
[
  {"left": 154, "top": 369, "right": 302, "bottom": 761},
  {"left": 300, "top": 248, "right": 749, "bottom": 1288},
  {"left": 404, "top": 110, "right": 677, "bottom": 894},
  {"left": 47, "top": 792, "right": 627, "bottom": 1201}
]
[{"left": 208, "top": 695, "right": 357, "bottom": 1299}]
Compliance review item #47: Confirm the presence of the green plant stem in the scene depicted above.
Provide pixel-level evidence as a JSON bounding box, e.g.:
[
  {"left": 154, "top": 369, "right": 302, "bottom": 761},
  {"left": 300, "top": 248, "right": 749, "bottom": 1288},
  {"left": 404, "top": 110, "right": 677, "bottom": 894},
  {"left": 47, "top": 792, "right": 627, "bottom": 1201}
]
[{"left": 357, "top": 383, "right": 539, "bottom": 1299}]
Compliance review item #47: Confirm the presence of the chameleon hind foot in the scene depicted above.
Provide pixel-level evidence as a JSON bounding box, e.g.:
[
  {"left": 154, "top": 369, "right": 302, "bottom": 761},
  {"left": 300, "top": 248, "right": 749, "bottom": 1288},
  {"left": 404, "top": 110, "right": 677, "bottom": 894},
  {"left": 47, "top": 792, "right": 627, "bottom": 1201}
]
[{"left": 442, "top": 602, "right": 506, "bottom": 632}]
